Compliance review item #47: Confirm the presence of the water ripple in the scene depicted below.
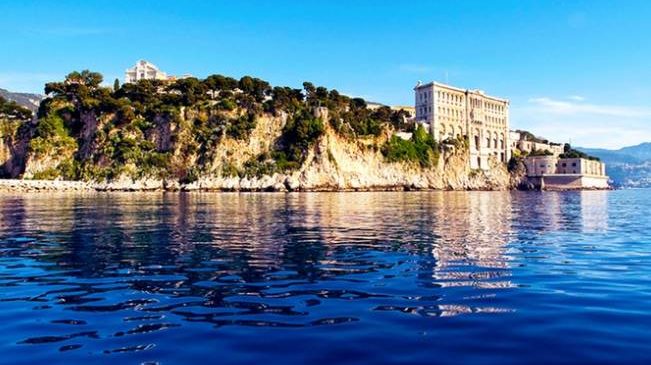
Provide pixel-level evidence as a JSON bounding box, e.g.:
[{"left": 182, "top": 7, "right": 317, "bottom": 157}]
[{"left": 0, "top": 191, "right": 649, "bottom": 364}]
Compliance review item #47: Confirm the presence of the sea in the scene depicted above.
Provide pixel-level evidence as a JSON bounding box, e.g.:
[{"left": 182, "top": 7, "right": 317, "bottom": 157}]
[{"left": 0, "top": 191, "right": 649, "bottom": 364}]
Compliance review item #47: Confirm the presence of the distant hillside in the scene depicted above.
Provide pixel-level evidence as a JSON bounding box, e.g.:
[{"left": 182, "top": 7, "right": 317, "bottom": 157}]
[
  {"left": 578, "top": 143, "right": 651, "bottom": 188},
  {"left": 0, "top": 88, "right": 43, "bottom": 112}
]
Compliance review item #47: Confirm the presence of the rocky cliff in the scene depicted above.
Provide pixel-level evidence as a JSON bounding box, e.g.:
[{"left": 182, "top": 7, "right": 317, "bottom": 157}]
[
  {"left": 1, "top": 70, "right": 513, "bottom": 192},
  {"left": 12, "top": 113, "right": 511, "bottom": 192}
]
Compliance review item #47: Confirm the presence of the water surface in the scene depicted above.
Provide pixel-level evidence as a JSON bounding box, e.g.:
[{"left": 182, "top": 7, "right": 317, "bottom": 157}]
[{"left": 0, "top": 191, "right": 649, "bottom": 364}]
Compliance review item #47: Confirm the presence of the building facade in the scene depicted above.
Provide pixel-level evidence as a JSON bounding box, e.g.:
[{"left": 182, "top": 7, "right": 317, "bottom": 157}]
[
  {"left": 125, "top": 60, "right": 169, "bottom": 83},
  {"left": 414, "top": 81, "right": 509, "bottom": 169},
  {"left": 524, "top": 156, "right": 608, "bottom": 189}
]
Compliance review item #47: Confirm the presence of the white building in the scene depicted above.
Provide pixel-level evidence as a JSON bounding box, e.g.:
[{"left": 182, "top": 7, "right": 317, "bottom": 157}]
[
  {"left": 524, "top": 156, "right": 609, "bottom": 189},
  {"left": 125, "top": 60, "right": 170, "bottom": 83},
  {"left": 414, "top": 81, "right": 510, "bottom": 169}
]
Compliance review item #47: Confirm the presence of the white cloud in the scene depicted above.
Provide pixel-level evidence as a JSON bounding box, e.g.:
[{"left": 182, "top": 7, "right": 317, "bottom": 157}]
[
  {"left": 512, "top": 96, "right": 651, "bottom": 149},
  {"left": 527, "top": 97, "right": 651, "bottom": 118},
  {"left": 568, "top": 95, "right": 585, "bottom": 101}
]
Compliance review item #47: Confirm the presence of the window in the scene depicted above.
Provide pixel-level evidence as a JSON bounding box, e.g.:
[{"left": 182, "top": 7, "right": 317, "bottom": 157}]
[
  {"left": 572, "top": 163, "right": 577, "bottom": 167},
  {"left": 562, "top": 163, "right": 567, "bottom": 167}
]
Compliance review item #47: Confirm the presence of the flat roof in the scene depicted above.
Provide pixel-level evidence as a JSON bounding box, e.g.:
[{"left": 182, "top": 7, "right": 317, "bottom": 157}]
[{"left": 414, "top": 81, "right": 509, "bottom": 103}]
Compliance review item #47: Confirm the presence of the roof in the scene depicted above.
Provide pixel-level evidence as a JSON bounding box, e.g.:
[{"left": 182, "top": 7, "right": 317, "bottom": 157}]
[{"left": 414, "top": 81, "right": 509, "bottom": 103}]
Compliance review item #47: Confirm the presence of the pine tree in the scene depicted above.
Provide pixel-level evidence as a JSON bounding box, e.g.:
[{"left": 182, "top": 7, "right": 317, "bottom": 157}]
[{"left": 113, "top": 78, "right": 120, "bottom": 92}]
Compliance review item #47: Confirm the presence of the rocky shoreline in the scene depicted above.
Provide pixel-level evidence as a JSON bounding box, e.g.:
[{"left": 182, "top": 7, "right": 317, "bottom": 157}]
[{"left": 0, "top": 176, "right": 512, "bottom": 193}]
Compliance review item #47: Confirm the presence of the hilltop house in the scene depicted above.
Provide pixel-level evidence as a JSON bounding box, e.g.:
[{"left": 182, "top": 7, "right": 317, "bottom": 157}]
[{"left": 125, "top": 60, "right": 192, "bottom": 84}]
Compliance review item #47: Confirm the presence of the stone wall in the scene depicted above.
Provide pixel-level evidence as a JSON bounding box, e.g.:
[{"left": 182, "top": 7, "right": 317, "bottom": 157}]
[{"left": 526, "top": 175, "right": 610, "bottom": 190}]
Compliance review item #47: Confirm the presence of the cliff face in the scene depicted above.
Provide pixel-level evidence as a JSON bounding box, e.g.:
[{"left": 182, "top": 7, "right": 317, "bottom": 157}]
[
  {"left": 45, "top": 109, "right": 508, "bottom": 192},
  {"left": 5, "top": 105, "right": 511, "bottom": 191},
  {"left": 3, "top": 71, "right": 513, "bottom": 191},
  {"left": 0, "top": 119, "right": 30, "bottom": 178}
]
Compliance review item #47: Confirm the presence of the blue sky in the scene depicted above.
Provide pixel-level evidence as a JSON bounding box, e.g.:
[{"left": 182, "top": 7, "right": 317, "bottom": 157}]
[{"left": 1, "top": 0, "right": 650, "bottom": 148}]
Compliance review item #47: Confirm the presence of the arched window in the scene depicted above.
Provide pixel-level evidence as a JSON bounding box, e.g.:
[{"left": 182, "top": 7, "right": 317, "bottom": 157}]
[{"left": 474, "top": 132, "right": 480, "bottom": 149}]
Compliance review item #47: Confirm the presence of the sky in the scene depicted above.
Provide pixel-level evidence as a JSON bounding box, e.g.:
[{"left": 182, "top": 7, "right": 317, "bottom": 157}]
[{"left": 1, "top": 0, "right": 651, "bottom": 149}]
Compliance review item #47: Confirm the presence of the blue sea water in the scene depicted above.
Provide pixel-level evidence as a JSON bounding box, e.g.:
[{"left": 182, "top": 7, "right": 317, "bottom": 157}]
[{"left": 0, "top": 191, "right": 649, "bottom": 365}]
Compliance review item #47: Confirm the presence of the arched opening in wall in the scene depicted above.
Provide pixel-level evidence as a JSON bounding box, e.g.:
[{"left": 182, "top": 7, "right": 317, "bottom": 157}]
[
  {"left": 486, "top": 137, "right": 491, "bottom": 148},
  {"left": 477, "top": 157, "right": 481, "bottom": 168},
  {"left": 501, "top": 152, "right": 505, "bottom": 162},
  {"left": 493, "top": 132, "right": 498, "bottom": 149}
]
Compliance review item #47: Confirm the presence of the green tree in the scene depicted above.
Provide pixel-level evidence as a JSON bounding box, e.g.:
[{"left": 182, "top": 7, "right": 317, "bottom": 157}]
[
  {"left": 167, "top": 77, "right": 207, "bottom": 105},
  {"left": 204, "top": 74, "right": 238, "bottom": 94},
  {"left": 113, "top": 78, "right": 120, "bottom": 92},
  {"left": 0, "top": 96, "right": 32, "bottom": 121}
]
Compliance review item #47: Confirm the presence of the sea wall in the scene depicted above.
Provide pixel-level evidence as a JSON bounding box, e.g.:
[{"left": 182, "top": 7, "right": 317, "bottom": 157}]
[{"left": 526, "top": 175, "right": 610, "bottom": 191}]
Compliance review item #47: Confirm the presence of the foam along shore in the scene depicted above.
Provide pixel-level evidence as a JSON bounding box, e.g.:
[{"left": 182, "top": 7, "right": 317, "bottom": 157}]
[
  {"left": 0, "top": 164, "right": 511, "bottom": 193},
  {"left": 0, "top": 179, "right": 92, "bottom": 192}
]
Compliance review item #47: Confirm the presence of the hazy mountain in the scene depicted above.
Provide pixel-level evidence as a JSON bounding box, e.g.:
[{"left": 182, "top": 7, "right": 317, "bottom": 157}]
[
  {"left": 0, "top": 88, "right": 43, "bottom": 112},
  {"left": 578, "top": 143, "right": 651, "bottom": 188}
]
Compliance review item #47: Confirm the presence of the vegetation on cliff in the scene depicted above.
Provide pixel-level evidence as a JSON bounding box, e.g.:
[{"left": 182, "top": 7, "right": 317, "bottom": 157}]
[
  {"left": 0, "top": 96, "right": 33, "bottom": 121},
  {"left": 560, "top": 144, "right": 600, "bottom": 161},
  {"left": 12, "top": 70, "right": 420, "bottom": 182},
  {"left": 381, "top": 125, "right": 441, "bottom": 167}
]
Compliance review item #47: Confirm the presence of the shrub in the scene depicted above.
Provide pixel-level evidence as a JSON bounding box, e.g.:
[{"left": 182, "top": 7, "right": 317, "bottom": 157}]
[
  {"left": 280, "top": 111, "right": 324, "bottom": 163},
  {"left": 226, "top": 113, "right": 257, "bottom": 140},
  {"left": 57, "top": 159, "right": 79, "bottom": 180},
  {"left": 34, "top": 114, "right": 67, "bottom": 139},
  {"left": 381, "top": 125, "right": 439, "bottom": 167},
  {"left": 221, "top": 162, "right": 239, "bottom": 177},
  {"left": 382, "top": 135, "right": 418, "bottom": 163},
  {"left": 32, "top": 168, "right": 60, "bottom": 180},
  {"left": 217, "top": 99, "right": 236, "bottom": 111}
]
